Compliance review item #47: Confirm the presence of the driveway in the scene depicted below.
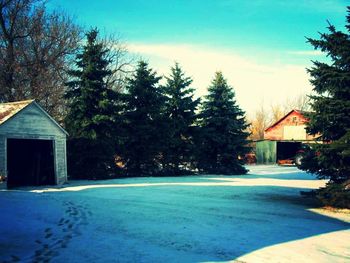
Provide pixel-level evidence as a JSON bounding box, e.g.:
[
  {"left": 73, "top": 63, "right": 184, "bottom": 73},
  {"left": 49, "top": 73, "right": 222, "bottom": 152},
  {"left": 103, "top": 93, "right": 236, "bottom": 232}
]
[{"left": 0, "top": 165, "right": 349, "bottom": 262}]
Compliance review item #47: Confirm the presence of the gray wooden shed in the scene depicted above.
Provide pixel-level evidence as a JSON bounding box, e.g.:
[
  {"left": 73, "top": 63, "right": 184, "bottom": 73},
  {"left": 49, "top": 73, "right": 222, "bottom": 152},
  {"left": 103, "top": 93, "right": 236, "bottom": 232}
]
[{"left": 0, "top": 100, "right": 68, "bottom": 188}]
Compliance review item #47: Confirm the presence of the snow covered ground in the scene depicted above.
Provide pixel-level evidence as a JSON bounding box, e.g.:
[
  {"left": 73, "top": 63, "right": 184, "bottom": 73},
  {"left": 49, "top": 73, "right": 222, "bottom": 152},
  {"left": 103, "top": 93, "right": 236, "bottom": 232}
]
[{"left": 0, "top": 165, "right": 349, "bottom": 263}]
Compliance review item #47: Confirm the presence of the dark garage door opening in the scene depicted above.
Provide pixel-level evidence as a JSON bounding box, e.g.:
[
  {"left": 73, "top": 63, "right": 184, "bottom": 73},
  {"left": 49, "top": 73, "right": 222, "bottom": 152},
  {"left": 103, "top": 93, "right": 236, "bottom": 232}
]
[
  {"left": 7, "top": 138, "right": 55, "bottom": 188},
  {"left": 277, "top": 141, "right": 302, "bottom": 164}
]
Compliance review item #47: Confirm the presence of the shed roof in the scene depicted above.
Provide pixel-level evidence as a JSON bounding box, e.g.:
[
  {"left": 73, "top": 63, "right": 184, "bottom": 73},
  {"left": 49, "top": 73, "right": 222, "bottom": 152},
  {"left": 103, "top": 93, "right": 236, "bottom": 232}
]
[
  {"left": 0, "top": 99, "right": 68, "bottom": 135},
  {"left": 0, "top": 100, "right": 34, "bottom": 125}
]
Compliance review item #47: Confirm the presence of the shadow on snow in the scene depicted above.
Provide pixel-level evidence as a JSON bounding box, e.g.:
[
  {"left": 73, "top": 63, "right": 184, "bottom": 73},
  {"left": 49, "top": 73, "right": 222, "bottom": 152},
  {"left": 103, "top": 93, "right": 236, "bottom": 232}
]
[{"left": 0, "top": 167, "right": 348, "bottom": 262}]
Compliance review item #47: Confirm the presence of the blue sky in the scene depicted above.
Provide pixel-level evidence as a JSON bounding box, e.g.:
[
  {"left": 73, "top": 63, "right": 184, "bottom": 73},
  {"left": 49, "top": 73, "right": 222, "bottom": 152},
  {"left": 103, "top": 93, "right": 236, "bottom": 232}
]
[{"left": 49, "top": 0, "right": 349, "bottom": 115}]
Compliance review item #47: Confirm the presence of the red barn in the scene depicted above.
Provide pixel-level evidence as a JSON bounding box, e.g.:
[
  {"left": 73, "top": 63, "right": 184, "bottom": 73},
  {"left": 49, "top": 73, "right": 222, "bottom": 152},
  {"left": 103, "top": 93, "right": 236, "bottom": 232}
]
[
  {"left": 256, "top": 110, "right": 319, "bottom": 165},
  {"left": 264, "top": 110, "right": 317, "bottom": 141}
]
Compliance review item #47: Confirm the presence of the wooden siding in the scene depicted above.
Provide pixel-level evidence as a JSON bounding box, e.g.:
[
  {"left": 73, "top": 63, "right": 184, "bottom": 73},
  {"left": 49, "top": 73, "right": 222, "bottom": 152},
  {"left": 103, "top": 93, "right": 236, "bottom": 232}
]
[
  {"left": 264, "top": 111, "right": 317, "bottom": 141},
  {"left": 55, "top": 138, "right": 68, "bottom": 184},
  {"left": 0, "top": 104, "right": 65, "bottom": 138},
  {"left": 0, "top": 103, "right": 67, "bottom": 185}
]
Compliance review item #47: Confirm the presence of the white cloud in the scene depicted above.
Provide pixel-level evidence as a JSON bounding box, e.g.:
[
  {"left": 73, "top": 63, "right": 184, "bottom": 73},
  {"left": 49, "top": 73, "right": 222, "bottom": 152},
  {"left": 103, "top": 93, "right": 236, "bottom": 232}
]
[
  {"left": 128, "top": 43, "right": 313, "bottom": 116},
  {"left": 288, "top": 50, "right": 323, "bottom": 56}
]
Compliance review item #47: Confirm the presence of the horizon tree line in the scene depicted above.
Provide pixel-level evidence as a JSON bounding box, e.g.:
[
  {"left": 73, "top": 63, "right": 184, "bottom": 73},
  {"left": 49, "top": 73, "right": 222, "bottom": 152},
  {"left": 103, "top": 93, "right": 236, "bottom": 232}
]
[
  {"left": 0, "top": 0, "right": 250, "bottom": 178},
  {"left": 1, "top": 0, "right": 348, "bottom": 208},
  {"left": 65, "top": 29, "right": 250, "bottom": 178}
]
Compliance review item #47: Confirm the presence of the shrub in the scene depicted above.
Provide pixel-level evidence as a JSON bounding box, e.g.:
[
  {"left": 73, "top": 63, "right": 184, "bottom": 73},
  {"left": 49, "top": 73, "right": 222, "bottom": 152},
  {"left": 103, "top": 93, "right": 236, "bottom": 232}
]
[
  {"left": 316, "top": 181, "right": 350, "bottom": 209},
  {"left": 67, "top": 138, "right": 120, "bottom": 180}
]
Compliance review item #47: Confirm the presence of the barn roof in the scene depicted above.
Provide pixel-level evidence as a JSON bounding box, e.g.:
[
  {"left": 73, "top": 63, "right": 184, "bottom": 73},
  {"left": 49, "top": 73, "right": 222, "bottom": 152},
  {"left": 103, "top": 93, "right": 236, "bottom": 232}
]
[
  {"left": 0, "top": 99, "right": 68, "bottom": 135},
  {"left": 265, "top": 109, "right": 307, "bottom": 132},
  {"left": 0, "top": 100, "right": 34, "bottom": 125}
]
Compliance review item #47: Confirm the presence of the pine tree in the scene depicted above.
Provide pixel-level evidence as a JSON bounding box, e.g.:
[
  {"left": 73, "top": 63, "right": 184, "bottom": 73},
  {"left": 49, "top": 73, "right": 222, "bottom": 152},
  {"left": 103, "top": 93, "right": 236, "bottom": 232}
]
[
  {"left": 162, "top": 63, "right": 200, "bottom": 174},
  {"left": 65, "top": 29, "right": 118, "bottom": 139},
  {"left": 64, "top": 29, "right": 120, "bottom": 179},
  {"left": 122, "top": 61, "right": 166, "bottom": 176},
  {"left": 198, "top": 72, "right": 249, "bottom": 174},
  {"left": 300, "top": 7, "right": 350, "bottom": 184}
]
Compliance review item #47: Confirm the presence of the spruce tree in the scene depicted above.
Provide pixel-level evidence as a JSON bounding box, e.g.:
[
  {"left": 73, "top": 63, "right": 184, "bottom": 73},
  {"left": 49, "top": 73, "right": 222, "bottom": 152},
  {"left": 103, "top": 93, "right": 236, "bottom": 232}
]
[
  {"left": 300, "top": 7, "right": 350, "bottom": 184},
  {"left": 65, "top": 29, "right": 118, "bottom": 139},
  {"left": 162, "top": 63, "right": 200, "bottom": 174},
  {"left": 122, "top": 61, "right": 165, "bottom": 176},
  {"left": 64, "top": 29, "right": 120, "bottom": 179},
  {"left": 198, "top": 72, "right": 249, "bottom": 174}
]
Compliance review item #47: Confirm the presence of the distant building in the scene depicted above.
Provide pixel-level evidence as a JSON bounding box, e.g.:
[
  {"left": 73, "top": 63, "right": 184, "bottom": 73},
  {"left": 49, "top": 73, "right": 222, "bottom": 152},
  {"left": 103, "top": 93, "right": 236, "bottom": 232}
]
[
  {"left": 256, "top": 110, "right": 318, "bottom": 165},
  {"left": 264, "top": 110, "right": 317, "bottom": 141},
  {"left": 0, "top": 100, "right": 68, "bottom": 188}
]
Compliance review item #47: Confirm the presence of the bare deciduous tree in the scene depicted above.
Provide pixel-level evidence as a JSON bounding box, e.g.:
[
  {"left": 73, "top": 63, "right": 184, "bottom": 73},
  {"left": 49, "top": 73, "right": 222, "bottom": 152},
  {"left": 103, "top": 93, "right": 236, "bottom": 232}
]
[
  {"left": 249, "top": 94, "right": 311, "bottom": 141},
  {"left": 270, "top": 94, "right": 311, "bottom": 124},
  {"left": 101, "top": 33, "right": 134, "bottom": 93},
  {"left": 270, "top": 103, "right": 285, "bottom": 124},
  {"left": 248, "top": 105, "right": 269, "bottom": 141},
  {"left": 285, "top": 94, "right": 311, "bottom": 112},
  {"left": 0, "top": 0, "right": 81, "bottom": 119}
]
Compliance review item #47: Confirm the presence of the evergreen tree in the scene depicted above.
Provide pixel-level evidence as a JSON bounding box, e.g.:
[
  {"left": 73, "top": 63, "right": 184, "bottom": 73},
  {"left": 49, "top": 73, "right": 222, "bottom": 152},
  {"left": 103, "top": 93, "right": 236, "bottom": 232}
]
[
  {"left": 64, "top": 29, "right": 120, "bottom": 179},
  {"left": 122, "top": 61, "right": 165, "bottom": 176},
  {"left": 300, "top": 7, "right": 350, "bottom": 184},
  {"left": 65, "top": 29, "right": 118, "bottom": 139},
  {"left": 197, "top": 72, "right": 249, "bottom": 174},
  {"left": 162, "top": 63, "right": 200, "bottom": 174}
]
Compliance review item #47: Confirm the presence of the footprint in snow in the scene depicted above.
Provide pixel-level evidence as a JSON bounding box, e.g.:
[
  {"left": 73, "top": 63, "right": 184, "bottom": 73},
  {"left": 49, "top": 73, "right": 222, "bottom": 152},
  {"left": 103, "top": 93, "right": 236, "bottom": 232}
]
[{"left": 3, "top": 200, "right": 92, "bottom": 263}]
